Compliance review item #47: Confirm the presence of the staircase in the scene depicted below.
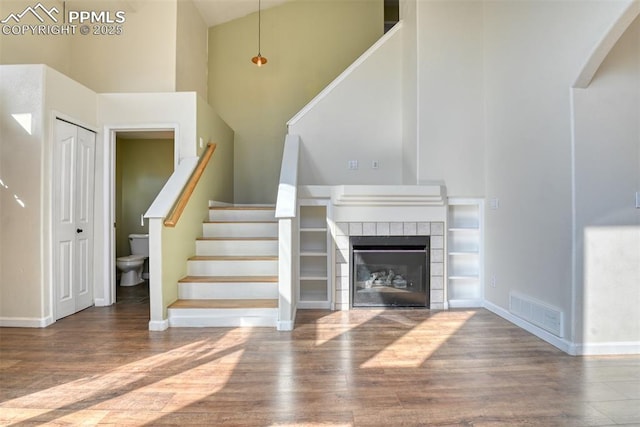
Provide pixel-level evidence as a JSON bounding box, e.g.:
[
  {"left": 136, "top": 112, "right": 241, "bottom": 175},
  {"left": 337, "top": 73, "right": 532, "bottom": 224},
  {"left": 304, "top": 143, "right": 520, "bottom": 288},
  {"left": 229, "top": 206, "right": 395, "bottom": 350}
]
[{"left": 167, "top": 205, "right": 279, "bottom": 327}]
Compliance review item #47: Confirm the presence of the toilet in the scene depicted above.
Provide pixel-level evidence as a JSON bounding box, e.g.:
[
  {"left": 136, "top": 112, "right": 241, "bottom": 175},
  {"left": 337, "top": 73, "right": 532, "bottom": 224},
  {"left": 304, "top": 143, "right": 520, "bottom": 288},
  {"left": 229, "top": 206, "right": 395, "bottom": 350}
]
[{"left": 116, "top": 234, "right": 149, "bottom": 286}]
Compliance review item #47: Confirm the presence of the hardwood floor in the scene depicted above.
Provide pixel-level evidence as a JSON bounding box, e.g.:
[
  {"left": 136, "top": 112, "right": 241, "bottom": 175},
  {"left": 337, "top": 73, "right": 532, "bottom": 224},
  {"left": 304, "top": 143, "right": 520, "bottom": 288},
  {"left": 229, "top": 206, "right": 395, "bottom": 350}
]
[{"left": 1, "top": 285, "right": 639, "bottom": 426}]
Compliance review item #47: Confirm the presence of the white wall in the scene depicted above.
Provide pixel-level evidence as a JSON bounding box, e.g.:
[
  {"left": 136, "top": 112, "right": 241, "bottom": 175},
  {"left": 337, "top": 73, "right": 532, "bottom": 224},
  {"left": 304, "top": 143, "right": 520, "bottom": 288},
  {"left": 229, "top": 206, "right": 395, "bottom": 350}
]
[
  {"left": 0, "top": 65, "right": 98, "bottom": 324},
  {"left": 398, "top": 0, "right": 635, "bottom": 348},
  {"left": 96, "top": 92, "right": 199, "bottom": 303},
  {"left": 0, "top": 66, "right": 46, "bottom": 322},
  {"left": 289, "top": 27, "right": 403, "bottom": 186},
  {"left": 400, "top": 0, "right": 418, "bottom": 185},
  {"left": 572, "top": 14, "right": 640, "bottom": 351},
  {"left": 481, "top": 0, "right": 632, "bottom": 342},
  {"left": 98, "top": 92, "right": 198, "bottom": 159},
  {"left": 416, "top": 1, "right": 484, "bottom": 196}
]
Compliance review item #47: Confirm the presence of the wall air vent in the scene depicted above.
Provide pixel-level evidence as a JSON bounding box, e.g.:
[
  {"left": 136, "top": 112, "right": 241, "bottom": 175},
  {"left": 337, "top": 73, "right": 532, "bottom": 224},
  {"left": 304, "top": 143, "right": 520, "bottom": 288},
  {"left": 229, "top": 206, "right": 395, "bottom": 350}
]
[{"left": 509, "top": 291, "right": 563, "bottom": 338}]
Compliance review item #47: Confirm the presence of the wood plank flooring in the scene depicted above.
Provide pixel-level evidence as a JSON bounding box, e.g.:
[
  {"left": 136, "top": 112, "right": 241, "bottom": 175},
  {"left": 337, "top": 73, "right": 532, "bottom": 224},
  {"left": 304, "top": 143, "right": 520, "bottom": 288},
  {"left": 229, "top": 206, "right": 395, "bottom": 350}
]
[{"left": 1, "top": 284, "right": 639, "bottom": 426}]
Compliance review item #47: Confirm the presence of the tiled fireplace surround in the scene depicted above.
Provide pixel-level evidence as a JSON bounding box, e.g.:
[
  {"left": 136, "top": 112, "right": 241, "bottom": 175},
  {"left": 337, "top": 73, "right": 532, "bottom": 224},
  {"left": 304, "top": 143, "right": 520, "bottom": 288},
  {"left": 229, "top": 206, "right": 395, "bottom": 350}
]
[{"left": 333, "top": 221, "right": 445, "bottom": 310}]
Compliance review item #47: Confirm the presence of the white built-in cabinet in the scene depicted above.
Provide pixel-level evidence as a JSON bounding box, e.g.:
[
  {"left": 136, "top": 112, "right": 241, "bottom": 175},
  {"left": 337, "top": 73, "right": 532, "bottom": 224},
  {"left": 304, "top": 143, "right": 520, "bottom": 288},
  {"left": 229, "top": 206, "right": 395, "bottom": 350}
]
[
  {"left": 297, "top": 201, "right": 331, "bottom": 309},
  {"left": 447, "top": 198, "right": 483, "bottom": 307}
]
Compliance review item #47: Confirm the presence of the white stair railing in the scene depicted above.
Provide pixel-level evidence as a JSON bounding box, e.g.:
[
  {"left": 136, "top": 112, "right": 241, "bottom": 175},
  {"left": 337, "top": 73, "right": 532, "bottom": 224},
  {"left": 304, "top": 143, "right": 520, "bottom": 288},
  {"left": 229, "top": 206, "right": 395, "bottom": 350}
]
[{"left": 274, "top": 134, "right": 300, "bottom": 331}]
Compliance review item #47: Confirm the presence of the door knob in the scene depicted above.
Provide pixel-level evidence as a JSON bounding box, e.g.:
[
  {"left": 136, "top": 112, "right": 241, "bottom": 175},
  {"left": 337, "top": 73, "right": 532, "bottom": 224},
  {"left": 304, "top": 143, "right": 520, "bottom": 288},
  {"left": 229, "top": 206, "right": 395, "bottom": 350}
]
[{"left": 76, "top": 228, "right": 83, "bottom": 233}]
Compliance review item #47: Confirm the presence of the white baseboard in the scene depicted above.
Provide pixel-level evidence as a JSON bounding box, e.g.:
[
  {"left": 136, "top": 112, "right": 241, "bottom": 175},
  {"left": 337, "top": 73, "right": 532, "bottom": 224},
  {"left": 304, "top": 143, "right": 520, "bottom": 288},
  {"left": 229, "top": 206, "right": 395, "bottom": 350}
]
[
  {"left": 484, "top": 301, "right": 640, "bottom": 356},
  {"left": 277, "top": 320, "right": 295, "bottom": 331},
  {"left": 94, "top": 298, "right": 110, "bottom": 307},
  {"left": 483, "top": 300, "right": 573, "bottom": 354},
  {"left": 148, "top": 319, "right": 169, "bottom": 331},
  {"left": 571, "top": 341, "right": 640, "bottom": 356},
  {"left": 0, "top": 316, "right": 54, "bottom": 328},
  {"left": 209, "top": 200, "right": 234, "bottom": 207}
]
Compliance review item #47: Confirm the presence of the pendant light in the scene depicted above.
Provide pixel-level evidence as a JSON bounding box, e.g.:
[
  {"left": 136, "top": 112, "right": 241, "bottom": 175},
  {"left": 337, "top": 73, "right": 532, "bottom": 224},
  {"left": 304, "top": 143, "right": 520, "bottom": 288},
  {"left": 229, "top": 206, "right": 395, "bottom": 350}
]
[{"left": 251, "top": 0, "right": 267, "bottom": 66}]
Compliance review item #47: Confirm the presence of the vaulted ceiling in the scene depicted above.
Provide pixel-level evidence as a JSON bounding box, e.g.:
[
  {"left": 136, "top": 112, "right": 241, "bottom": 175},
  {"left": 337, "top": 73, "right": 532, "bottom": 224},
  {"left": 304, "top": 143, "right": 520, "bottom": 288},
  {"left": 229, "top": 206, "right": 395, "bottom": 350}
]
[{"left": 192, "top": 0, "right": 289, "bottom": 27}]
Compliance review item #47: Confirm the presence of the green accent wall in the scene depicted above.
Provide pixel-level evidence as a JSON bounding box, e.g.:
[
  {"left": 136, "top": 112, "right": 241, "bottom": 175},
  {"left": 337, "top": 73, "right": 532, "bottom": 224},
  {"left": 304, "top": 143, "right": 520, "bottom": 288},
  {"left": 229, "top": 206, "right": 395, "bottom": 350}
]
[
  {"left": 208, "top": 0, "right": 383, "bottom": 204},
  {"left": 116, "top": 137, "right": 174, "bottom": 257}
]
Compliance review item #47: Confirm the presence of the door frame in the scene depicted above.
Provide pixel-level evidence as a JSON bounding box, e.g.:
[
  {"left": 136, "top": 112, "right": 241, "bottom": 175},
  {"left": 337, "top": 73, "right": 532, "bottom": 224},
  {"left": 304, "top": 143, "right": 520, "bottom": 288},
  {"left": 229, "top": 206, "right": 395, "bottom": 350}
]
[
  {"left": 100, "top": 124, "right": 179, "bottom": 307},
  {"left": 49, "top": 112, "right": 99, "bottom": 323}
]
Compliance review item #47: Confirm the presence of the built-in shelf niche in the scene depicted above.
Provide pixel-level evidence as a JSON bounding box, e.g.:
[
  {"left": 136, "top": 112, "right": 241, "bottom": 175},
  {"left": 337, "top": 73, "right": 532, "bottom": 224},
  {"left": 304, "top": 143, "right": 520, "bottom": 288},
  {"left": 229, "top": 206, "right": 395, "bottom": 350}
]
[
  {"left": 298, "top": 202, "right": 331, "bottom": 308},
  {"left": 447, "top": 199, "right": 483, "bottom": 307}
]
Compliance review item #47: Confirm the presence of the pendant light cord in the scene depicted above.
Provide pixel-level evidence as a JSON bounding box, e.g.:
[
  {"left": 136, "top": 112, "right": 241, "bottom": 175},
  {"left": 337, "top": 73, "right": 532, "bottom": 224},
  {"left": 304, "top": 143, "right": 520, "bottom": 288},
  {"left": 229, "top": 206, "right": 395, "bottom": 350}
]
[{"left": 258, "top": 0, "right": 262, "bottom": 56}]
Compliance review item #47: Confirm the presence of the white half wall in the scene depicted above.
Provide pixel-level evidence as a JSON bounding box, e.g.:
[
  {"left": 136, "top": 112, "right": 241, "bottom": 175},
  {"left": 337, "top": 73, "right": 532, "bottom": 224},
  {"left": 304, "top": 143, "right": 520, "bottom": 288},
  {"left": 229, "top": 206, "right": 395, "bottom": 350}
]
[{"left": 288, "top": 25, "right": 403, "bottom": 186}]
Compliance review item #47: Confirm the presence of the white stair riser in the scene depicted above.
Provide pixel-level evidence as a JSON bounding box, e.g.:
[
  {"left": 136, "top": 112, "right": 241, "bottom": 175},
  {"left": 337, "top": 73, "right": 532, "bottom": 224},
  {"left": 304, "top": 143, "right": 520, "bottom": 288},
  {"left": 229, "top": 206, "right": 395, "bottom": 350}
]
[
  {"left": 168, "top": 308, "right": 277, "bottom": 327},
  {"left": 209, "top": 209, "right": 275, "bottom": 222},
  {"left": 187, "top": 260, "right": 278, "bottom": 276},
  {"left": 203, "top": 222, "right": 278, "bottom": 238},
  {"left": 179, "top": 282, "right": 278, "bottom": 299},
  {"left": 196, "top": 240, "right": 278, "bottom": 256}
]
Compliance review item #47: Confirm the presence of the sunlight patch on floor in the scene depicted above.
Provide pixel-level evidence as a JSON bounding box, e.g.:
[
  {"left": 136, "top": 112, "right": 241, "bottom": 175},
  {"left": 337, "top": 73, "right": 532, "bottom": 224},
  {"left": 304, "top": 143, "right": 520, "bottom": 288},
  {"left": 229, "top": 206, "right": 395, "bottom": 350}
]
[
  {"left": 0, "top": 330, "right": 248, "bottom": 425},
  {"left": 360, "top": 311, "right": 475, "bottom": 368},
  {"left": 314, "top": 310, "right": 381, "bottom": 346}
]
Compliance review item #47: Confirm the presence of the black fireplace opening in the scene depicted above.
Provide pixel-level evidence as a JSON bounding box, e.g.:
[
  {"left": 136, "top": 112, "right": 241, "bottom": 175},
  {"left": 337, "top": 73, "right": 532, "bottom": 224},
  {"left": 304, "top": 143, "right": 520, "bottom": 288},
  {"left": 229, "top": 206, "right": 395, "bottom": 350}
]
[{"left": 351, "top": 235, "right": 430, "bottom": 308}]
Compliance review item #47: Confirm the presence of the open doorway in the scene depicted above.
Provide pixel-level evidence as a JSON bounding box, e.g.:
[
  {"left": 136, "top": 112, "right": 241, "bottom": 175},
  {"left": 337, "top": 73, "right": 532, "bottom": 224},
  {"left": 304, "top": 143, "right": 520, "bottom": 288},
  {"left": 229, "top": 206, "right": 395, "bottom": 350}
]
[{"left": 112, "top": 130, "right": 175, "bottom": 305}]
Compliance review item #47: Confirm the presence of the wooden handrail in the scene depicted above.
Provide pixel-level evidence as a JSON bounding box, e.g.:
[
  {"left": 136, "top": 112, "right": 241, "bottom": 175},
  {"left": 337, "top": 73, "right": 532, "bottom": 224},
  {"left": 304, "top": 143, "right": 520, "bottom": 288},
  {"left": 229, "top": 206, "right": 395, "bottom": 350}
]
[{"left": 164, "top": 142, "right": 217, "bottom": 227}]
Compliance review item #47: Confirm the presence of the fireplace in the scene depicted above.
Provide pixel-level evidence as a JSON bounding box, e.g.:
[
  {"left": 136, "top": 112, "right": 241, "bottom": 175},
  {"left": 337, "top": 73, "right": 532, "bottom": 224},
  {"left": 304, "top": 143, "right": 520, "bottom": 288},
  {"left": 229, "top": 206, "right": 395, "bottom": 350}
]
[{"left": 351, "top": 235, "right": 430, "bottom": 308}]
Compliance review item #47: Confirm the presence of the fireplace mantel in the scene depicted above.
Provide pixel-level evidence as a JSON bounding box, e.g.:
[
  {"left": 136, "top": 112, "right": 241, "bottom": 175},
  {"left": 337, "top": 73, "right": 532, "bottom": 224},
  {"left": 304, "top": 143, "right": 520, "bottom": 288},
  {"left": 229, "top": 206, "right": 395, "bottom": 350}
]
[
  {"left": 297, "top": 184, "right": 448, "bottom": 311},
  {"left": 331, "top": 184, "right": 446, "bottom": 206}
]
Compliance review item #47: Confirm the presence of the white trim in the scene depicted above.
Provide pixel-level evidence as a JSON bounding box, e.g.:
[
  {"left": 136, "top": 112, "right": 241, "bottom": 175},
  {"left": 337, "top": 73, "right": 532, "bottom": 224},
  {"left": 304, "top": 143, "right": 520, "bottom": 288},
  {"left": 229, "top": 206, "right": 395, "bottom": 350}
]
[
  {"left": 287, "top": 22, "right": 403, "bottom": 128},
  {"left": 275, "top": 134, "right": 300, "bottom": 219},
  {"left": 93, "top": 298, "right": 108, "bottom": 307},
  {"left": 48, "top": 113, "right": 99, "bottom": 323},
  {"left": 572, "top": 341, "right": 640, "bottom": 356},
  {"left": 0, "top": 316, "right": 54, "bottom": 328},
  {"left": 277, "top": 320, "right": 295, "bottom": 331},
  {"left": 53, "top": 110, "right": 99, "bottom": 134},
  {"left": 209, "top": 200, "right": 234, "bottom": 207},
  {"left": 102, "top": 124, "right": 179, "bottom": 309},
  {"left": 569, "top": 88, "right": 578, "bottom": 345},
  {"left": 448, "top": 299, "right": 483, "bottom": 308},
  {"left": 483, "top": 300, "right": 574, "bottom": 355},
  {"left": 148, "top": 319, "right": 169, "bottom": 331},
  {"left": 331, "top": 184, "right": 446, "bottom": 206}
]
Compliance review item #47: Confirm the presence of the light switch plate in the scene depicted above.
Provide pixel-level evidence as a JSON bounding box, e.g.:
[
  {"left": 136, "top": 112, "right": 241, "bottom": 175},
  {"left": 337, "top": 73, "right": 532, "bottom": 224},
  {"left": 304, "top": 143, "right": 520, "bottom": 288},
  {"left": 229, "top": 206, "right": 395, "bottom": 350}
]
[{"left": 636, "top": 192, "right": 640, "bottom": 208}]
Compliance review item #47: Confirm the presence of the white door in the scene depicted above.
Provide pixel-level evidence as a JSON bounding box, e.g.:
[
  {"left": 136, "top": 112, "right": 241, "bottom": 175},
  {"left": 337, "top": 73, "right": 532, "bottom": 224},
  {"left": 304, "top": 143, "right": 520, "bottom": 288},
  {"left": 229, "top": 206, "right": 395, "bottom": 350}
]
[{"left": 54, "top": 119, "right": 96, "bottom": 319}]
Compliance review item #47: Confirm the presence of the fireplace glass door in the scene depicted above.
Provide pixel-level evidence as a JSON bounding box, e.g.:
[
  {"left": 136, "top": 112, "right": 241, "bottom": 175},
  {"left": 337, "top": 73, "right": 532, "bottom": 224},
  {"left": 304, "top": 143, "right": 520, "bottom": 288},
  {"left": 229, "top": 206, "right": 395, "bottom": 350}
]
[{"left": 351, "top": 236, "right": 429, "bottom": 308}]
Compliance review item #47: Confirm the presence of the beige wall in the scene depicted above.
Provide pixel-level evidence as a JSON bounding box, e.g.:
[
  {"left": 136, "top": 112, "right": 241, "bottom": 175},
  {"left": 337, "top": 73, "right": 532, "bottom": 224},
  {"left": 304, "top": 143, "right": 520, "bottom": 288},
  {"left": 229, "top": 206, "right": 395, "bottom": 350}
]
[
  {"left": 208, "top": 0, "right": 383, "bottom": 203},
  {"left": 68, "top": 0, "right": 177, "bottom": 93},
  {"left": 176, "top": 0, "right": 208, "bottom": 99},
  {"left": 116, "top": 138, "right": 174, "bottom": 257},
  {"left": 197, "top": 96, "right": 235, "bottom": 202},
  {"left": 1, "top": 0, "right": 183, "bottom": 94},
  {"left": 0, "top": 1, "right": 71, "bottom": 74}
]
